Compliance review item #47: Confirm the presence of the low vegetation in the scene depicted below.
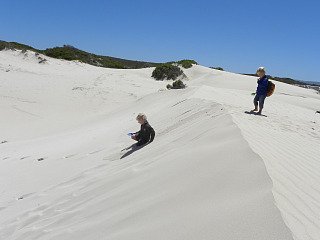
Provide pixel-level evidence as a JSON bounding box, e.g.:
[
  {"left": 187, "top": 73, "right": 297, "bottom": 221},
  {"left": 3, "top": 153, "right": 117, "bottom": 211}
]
[
  {"left": 166, "top": 80, "right": 186, "bottom": 89},
  {"left": 0, "top": 40, "right": 199, "bottom": 71},
  {"left": 0, "top": 41, "right": 36, "bottom": 52},
  {"left": 177, "top": 60, "right": 197, "bottom": 69},
  {"left": 211, "top": 67, "right": 224, "bottom": 71},
  {"left": 152, "top": 64, "right": 183, "bottom": 80},
  {"left": 0, "top": 40, "right": 159, "bottom": 69}
]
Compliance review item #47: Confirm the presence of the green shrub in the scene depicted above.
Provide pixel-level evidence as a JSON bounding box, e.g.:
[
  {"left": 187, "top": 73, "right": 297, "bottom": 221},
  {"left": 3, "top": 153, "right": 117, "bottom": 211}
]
[
  {"left": 167, "top": 80, "right": 186, "bottom": 89},
  {"left": 177, "top": 59, "right": 197, "bottom": 69},
  {"left": 211, "top": 67, "right": 224, "bottom": 71},
  {"left": 44, "top": 47, "right": 84, "bottom": 61},
  {"left": 0, "top": 41, "right": 36, "bottom": 52},
  {"left": 152, "top": 64, "right": 183, "bottom": 80},
  {"left": 43, "top": 46, "right": 128, "bottom": 69}
]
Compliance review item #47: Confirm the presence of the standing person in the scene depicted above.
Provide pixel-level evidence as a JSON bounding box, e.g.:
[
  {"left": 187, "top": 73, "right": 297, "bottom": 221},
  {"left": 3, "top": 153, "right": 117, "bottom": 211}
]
[
  {"left": 251, "top": 67, "right": 269, "bottom": 115},
  {"left": 131, "top": 113, "right": 155, "bottom": 146}
]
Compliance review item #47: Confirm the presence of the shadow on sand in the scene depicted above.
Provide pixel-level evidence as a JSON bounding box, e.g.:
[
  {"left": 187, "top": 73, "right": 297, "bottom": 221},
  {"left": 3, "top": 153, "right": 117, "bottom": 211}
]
[
  {"left": 120, "top": 143, "right": 148, "bottom": 159},
  {"left": 244, "top": 111, "right": 267, "bottom": 117}
]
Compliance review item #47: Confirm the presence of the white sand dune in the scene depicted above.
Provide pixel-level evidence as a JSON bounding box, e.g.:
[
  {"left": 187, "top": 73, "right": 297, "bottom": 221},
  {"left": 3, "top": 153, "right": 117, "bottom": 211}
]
[{"left": 0, "top": 49, "right": 319, "bottom": 239}]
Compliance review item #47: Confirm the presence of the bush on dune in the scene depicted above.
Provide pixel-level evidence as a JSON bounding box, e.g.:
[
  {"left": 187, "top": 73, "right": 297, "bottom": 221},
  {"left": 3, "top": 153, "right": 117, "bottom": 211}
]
[
  {"left": 0, "top": 41, "right": 36, "bottom": 52},
  {"left": 211, "top": 67, "right": 224, "bottom": 71},
  {"left": 0, "top": 40, "right": 158, "bottom": 69},
  {"left": 167, "top": 80, "right": 186, "bottom": 90},
  {"left": 164, "top": 59, "right": 197, "bottom": 69},
  {"left": 177, "top": 59, "right": 197, "bottom": 69},
  {"left": 152, "top": 64, "right": 183, "bottom": 80}
]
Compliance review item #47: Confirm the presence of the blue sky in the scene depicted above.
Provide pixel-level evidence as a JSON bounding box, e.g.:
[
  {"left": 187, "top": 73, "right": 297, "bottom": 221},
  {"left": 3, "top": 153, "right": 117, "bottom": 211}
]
[{"left": 1, "top": 0, "right": 319, "bottom": 81}]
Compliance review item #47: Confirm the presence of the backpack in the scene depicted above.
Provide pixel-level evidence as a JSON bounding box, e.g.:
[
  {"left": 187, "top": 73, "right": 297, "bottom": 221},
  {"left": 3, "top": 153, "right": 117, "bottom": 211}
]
[{"left": 267, "top": 80, "right": 275, "bottom": 97}]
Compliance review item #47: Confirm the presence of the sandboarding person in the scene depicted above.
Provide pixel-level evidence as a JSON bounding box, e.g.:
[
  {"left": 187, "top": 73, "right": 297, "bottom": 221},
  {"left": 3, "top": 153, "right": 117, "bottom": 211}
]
[
  {"left": 251, "top": 67, "right": 269, "bottom": 115},
  {"left": 129, "top": 113, "right": 155, "bottom": 147}
]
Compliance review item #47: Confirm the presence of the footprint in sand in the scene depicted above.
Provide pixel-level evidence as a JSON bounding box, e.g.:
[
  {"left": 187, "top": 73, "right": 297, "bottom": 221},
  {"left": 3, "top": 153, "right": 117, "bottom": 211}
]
[
  {"left": 62, "top": 154, "right": 77, "bottom": 159},
  {"left": 17, "top": 192, "right": 35, "bottom": 200},
  {"left": 88, "top": 148, "right": 106, "bottom": 155},
  {"left": 37, "top": 157, "right": 47, "bottom": 162}
]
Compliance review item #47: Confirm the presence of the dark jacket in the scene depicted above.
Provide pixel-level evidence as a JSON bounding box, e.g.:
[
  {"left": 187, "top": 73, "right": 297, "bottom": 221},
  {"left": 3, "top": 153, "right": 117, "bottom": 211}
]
[
  {"left": 135, "top": 121, "right": 155, "bottom": 146},
  {"left": 256, "top": 76, "right": 269, "bottom": 96}
]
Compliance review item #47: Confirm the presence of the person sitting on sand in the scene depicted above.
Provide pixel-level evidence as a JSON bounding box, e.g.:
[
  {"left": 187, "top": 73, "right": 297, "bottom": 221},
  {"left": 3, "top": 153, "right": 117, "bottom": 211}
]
[
  {"left": 131, "top": 113, "right": 155, "bottom": 146},
  {"left": 251, "top": 67, "right": 269, "bottom": 115}
]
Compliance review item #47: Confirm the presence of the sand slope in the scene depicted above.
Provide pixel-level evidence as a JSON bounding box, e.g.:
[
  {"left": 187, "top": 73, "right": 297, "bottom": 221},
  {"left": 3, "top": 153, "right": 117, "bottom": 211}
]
[
  {"left": 185, "top": 66, "right": 320, "bottom": 240},
  {"left": 1, "top": 49, "right": 318, "bottom": 239}
]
